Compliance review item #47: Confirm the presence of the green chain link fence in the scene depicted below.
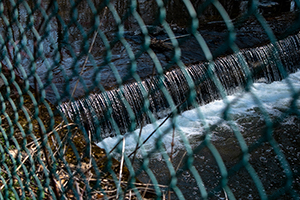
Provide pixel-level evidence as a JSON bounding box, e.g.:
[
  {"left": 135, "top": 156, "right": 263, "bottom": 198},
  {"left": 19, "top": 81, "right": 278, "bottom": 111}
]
[{"left": 1, "top": 0, "right": 300, "bottom": 199}]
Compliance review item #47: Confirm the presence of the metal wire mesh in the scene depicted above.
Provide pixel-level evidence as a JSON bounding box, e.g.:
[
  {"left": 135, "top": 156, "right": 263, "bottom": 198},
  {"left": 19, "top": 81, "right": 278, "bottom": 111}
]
[{"left": 0, "top": 0, "right": 300, "bottom": 199}]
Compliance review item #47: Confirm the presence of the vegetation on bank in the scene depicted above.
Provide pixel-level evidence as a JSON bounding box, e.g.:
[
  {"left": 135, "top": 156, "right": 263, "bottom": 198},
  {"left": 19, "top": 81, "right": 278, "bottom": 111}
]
[{"left": 0, "top": 88, "right": 160, "bottom": 199}]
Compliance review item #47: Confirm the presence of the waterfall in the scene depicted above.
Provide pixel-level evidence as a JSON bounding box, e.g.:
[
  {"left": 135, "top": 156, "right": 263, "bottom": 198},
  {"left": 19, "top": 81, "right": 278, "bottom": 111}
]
[{"left": 58, "top": 33, "right": 300, "bottom": 140}]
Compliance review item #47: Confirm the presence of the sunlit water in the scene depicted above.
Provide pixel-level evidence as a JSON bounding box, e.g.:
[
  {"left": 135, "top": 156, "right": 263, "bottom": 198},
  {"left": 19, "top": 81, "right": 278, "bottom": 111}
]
[{"left": 97, "top": 70, "right": 300, "bottom": 159}]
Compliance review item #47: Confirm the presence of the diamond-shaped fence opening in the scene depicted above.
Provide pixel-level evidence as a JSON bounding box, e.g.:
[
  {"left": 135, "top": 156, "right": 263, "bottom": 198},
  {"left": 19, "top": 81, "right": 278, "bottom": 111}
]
[{"left": 0, "top": 0, "right": 299, "bottom": 199}]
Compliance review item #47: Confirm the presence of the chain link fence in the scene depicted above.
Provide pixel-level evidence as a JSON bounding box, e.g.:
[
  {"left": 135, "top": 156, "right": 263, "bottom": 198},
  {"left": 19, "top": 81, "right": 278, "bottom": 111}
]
[{"left": 0, "top": 0, "right": 300, "bottom": 199}]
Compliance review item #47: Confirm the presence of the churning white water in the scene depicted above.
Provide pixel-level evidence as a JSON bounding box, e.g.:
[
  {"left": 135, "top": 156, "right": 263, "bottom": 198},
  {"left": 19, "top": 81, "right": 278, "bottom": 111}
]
[{"left": 97, "top": 70, "right": 300, "bottom": 158}]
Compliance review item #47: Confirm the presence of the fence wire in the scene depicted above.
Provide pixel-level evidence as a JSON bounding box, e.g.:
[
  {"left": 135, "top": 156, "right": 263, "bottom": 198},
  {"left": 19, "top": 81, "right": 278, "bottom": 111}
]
[{"left": 0, "top": 0, "right": 300, "bottom": 199}]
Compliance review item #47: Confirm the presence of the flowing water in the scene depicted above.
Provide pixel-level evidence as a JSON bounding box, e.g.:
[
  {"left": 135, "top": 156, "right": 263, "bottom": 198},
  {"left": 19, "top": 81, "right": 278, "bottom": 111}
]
[
  {"left": 59, "top": 32, "right": 300, "bottom": 139},
  {"left": 98, "top": 69, "right": 300, "bottom": 157}
]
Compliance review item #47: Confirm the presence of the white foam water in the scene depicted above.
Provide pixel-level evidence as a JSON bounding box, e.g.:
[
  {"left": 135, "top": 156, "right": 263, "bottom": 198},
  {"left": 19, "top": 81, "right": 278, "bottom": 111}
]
[{"left": 97, "top": 70, "right": 300, "bottom": 158}]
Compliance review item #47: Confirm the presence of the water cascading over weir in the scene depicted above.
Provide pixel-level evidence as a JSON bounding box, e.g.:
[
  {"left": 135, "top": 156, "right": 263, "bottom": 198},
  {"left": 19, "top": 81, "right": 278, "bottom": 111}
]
[{"left": 59, "top": 33, "right": 300, "bottom": 140}]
